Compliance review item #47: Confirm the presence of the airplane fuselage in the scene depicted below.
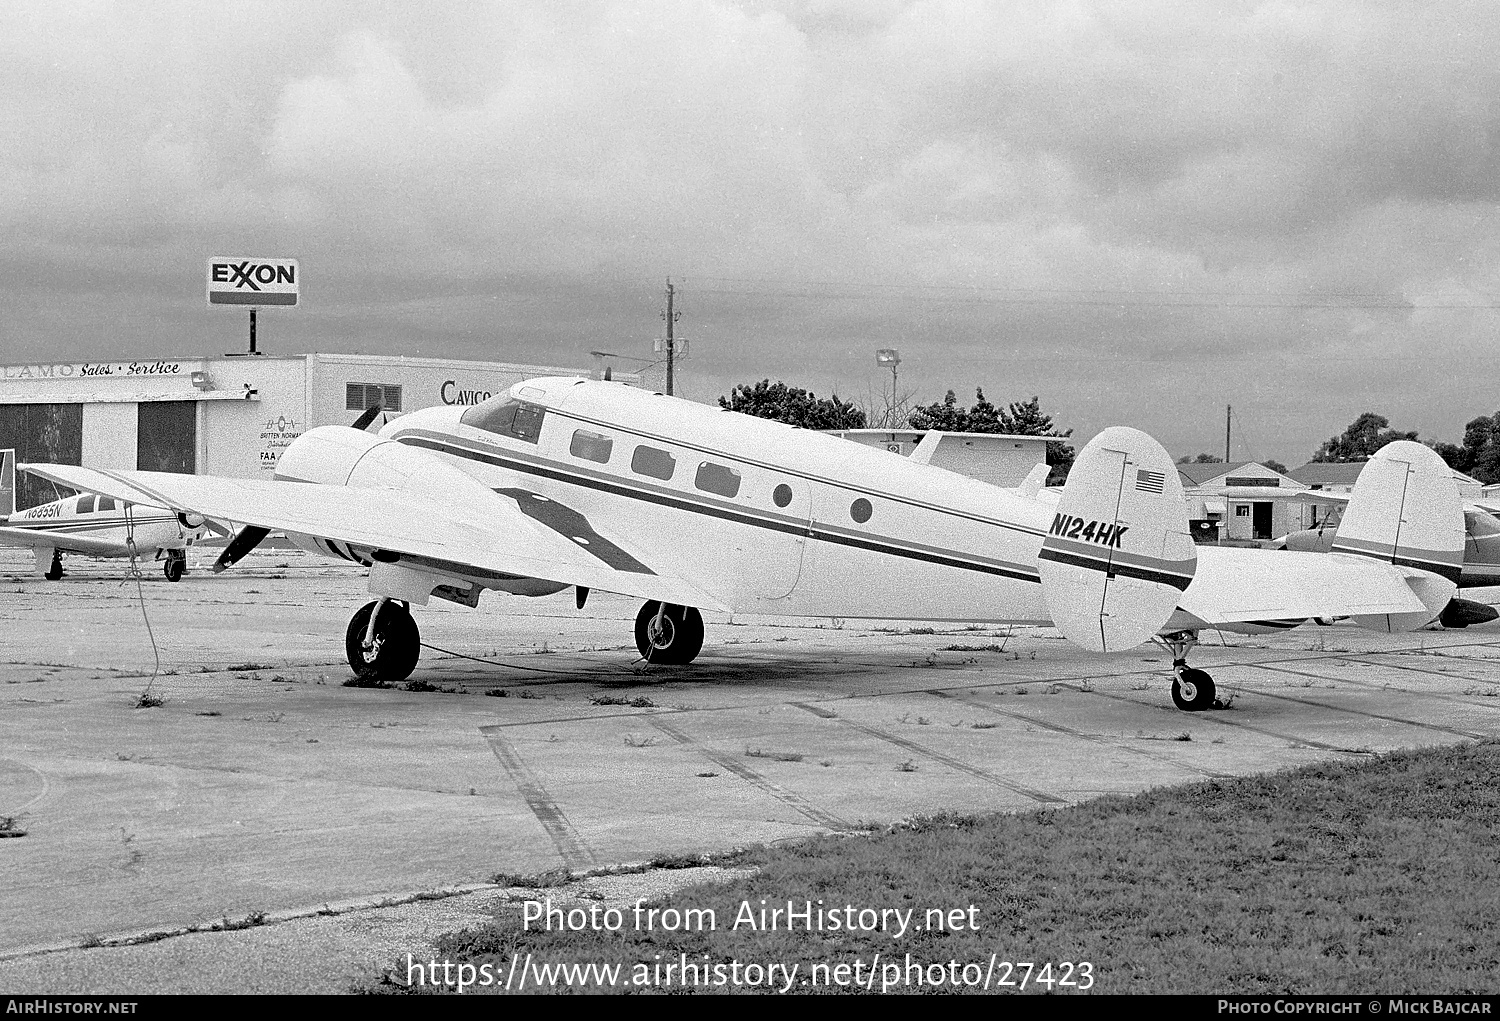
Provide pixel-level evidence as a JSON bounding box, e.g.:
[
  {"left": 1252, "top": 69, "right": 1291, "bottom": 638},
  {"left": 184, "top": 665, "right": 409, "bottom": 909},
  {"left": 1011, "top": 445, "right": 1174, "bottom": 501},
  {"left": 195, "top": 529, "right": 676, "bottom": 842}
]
[{"left": 374, "top": 378, "right": 1060, "bottom": 623}]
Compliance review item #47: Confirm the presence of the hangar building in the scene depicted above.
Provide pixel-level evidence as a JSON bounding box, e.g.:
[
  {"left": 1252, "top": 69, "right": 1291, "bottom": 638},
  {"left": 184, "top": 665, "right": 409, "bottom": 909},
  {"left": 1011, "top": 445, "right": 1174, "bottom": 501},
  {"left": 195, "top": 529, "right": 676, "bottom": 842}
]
[{"left": 0, "top": 353, "right": 632, "bottom": 510}]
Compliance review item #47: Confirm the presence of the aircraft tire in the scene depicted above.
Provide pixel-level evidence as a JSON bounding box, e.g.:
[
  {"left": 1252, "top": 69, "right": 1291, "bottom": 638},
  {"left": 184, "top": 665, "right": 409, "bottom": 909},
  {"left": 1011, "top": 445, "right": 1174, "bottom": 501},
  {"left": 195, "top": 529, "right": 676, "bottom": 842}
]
[
  {"left": 634, "top": 602, "right": 704, "bottom": 665},
  {"left": 163, "top": 553, "right": 185, "bottom": 582},
  {"left": 44, "top": 553, "right": 63, "bottom": 581},
  {"left": 1171, "top": 668, "right": 1216, "bottom": 712},
  {"left": 345, "top": 601, "right": 421, "bottom": 683}
]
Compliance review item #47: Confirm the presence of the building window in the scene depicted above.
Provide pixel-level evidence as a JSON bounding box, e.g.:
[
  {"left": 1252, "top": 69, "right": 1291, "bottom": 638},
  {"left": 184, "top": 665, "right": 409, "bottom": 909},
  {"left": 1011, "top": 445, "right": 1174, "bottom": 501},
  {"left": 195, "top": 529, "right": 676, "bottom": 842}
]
[
  {"left": 570, "top": 430, "right": 613, "bottom": 464},
  {"left": 138, "top": 401, "right": 196, "bottom": 474},
  {"left": 695, "top": 461, "right": 741, "bottom": 498},
  {"left": 1235, "top": 505, "right": 1250, "bottom": 517},
  {"left": 346, "top": 382, "right": 403, "bottom": 413},
  {"left": 631, "top": 445, "right": 676, "bottom": 480}
]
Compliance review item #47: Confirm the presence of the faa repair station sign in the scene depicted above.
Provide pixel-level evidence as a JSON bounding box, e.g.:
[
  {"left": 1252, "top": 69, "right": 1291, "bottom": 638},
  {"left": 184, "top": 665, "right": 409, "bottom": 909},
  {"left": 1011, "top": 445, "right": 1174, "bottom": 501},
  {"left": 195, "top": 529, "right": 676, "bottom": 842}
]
[{"left": 207, "top": 257, "right": 299, "bottom": 307}]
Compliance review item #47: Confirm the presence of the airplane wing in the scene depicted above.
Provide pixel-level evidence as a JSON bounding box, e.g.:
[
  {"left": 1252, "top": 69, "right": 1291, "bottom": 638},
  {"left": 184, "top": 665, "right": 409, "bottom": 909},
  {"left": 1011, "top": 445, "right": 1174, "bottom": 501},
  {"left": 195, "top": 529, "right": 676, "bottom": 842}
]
[
  {"left": 19, "top": 463, "right": 728, "bottom": 611},
  {"left": 1172, "top": 546, "right": 1432, "bottom": 625},
  {"left": 0, "top": 524, "right": 126, "bottom": 557}
]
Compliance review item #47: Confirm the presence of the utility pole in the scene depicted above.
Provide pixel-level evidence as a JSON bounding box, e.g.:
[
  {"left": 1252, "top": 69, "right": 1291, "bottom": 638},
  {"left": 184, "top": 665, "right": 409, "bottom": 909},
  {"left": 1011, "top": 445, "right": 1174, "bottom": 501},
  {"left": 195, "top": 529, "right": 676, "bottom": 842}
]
[
  {"left": 665, "top": 279, "right": 675, "bottom": 396},
  {"left": 1225, "top": 404, "right": 1232, "bottom": 463}
]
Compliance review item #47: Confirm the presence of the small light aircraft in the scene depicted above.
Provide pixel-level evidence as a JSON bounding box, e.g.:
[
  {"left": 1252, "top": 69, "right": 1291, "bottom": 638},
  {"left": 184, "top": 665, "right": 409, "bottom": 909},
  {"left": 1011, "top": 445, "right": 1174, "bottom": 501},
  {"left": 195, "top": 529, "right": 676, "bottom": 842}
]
[
  {"left": 1, "top": 448, "right": 209, "bottom": 581},
  {"left": 21, "top": 379, "right": 1466, "bottom": 712}
]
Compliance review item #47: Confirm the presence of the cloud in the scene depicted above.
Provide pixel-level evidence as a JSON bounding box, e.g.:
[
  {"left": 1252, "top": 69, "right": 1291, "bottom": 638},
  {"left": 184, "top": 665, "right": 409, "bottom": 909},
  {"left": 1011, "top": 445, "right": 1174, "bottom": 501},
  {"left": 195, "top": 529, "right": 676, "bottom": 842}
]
[{"left": 4, "top": 1, "right": 1500, "bottom": 461}]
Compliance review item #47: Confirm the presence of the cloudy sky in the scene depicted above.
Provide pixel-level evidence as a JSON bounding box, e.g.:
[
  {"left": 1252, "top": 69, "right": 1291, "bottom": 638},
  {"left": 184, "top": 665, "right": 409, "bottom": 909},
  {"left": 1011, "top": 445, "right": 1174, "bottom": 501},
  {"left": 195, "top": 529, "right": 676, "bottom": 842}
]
[{"left": 4, "top": 0, "right": 1499, "bottom": 465}]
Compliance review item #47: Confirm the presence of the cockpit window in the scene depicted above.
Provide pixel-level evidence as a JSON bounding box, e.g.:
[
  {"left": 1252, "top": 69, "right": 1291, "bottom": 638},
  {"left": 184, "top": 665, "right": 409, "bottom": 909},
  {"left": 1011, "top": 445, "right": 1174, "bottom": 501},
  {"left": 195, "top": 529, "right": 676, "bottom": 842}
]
[
  {"left": 76, "top": 495, "right": 96, "bottom": 514},
  {"left": 460, "top": 396, "right": 546, "bottom": 444},
  {"left": 97, "top": 496, "right": 115, "bottom": 512}
]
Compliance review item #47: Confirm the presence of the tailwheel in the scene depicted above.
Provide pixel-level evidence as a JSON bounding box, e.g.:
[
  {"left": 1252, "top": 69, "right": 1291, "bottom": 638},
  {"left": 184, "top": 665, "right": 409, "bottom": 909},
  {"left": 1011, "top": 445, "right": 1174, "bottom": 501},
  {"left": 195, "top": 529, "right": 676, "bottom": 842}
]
[
  {"left": 44, "top": 551, "right": 63, "bottom": 581},
  {"left": 1172, "top": 667, "right": 1217, "bottom": 712},
  {"left": 345, "top": 599, "right": 421, "bottom": 682},
  {"left": 1157, "top": 628, "right": 1216, "bottom": 712},
  {"left": 163, "top": 550, "right": 186, "bottom": 582},
  {"left": 634, "top": 602, "right": 704, "bottom": 665}
]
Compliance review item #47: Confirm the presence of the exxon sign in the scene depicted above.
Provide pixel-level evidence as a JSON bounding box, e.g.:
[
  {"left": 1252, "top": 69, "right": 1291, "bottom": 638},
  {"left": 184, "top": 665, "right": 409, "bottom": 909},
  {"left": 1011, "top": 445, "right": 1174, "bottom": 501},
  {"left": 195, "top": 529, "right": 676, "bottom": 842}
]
[{"left": 207, "top": 258, "right": 299, "bottom": 307}]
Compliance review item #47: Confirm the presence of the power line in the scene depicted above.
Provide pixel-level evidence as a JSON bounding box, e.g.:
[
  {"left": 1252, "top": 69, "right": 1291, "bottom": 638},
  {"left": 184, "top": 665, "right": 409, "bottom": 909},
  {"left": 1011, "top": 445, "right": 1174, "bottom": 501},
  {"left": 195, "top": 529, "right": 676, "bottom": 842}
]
[{"left": 687, "top": 275, "right": 1500, "bottom": 311}]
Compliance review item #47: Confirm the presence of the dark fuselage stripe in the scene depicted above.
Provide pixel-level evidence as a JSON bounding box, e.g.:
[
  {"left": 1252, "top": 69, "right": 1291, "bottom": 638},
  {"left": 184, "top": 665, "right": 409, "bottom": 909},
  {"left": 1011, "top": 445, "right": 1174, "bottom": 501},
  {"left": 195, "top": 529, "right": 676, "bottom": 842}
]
[
  {"left": 399, "top": 435, "right": 1044, "bottom": 585},
  {"left": 1037, "top": 546, "right": 1195, "bottom": 592}
]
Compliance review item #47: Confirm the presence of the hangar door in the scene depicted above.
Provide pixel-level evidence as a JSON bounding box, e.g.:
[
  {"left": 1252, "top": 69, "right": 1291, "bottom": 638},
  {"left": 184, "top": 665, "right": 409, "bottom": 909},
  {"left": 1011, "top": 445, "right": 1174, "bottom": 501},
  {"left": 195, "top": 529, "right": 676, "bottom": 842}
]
[
  {"left": 0, "top": 403, "right": 83, "bottom": 510},
  {"left": 137, "top": 401, "right": 196, "bottom": 474}
]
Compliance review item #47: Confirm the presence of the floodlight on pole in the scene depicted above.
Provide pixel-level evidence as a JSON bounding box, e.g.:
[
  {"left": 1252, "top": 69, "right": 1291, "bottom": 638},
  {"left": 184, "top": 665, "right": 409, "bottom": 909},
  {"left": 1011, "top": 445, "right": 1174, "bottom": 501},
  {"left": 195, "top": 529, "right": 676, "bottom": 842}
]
[{"left": 876, "top": 348, "right": 901, "bottom": 391}]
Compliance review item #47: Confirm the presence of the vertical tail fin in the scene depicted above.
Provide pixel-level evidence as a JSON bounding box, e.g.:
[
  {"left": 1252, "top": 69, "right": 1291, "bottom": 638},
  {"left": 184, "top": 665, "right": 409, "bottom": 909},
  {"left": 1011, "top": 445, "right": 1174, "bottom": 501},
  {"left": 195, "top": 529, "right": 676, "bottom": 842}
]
[
  {"left": 0, "top": 449, "right": 14, "bottom": 518},
  {"left": 1332, "top": 440, "right": 1463, "bottom": 632},
  {"left": 1037, "top": 427, "right": 1196, "bottom": 652}
]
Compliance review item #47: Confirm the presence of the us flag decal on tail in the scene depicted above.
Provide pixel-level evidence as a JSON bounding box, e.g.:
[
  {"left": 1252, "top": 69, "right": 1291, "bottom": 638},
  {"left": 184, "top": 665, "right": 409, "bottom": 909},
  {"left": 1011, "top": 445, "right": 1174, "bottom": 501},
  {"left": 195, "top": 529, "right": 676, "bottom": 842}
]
[{"left": 1135, "top": 468, "right": 1166, "bottom": 494}]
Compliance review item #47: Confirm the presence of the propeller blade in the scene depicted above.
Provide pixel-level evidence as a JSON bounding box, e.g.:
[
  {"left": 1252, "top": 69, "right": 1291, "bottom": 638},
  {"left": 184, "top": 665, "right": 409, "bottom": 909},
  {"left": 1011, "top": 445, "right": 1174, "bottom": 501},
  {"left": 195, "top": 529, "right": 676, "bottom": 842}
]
[
  {"left": 212, "top": 525, "right": 271, "bottom": 574},
  {"left": 351, "top": 405, "right": 384, "bottom": 431}
]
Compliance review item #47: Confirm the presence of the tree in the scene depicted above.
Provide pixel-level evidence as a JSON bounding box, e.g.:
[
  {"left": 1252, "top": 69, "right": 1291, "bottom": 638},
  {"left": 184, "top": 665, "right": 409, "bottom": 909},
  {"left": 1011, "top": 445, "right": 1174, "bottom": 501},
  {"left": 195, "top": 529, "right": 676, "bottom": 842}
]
[
  {"left": 908, "top": 388, "right": 1075, "bottom": 484},
  {"left": 1263, "top": 459, "right": 1289, "bottom": 475},
  {"left": 717, "top": 379, "right": 866, "bottom": 430},
  {"left": 1177, "top": 453, "right": 1224, "bottom": 464},
  {"left": 1427, "top": 413, "right": 1500, "bottom": 483},
  {"left": 1311, "top": 413, "right": 1419, "bottom": 462}
]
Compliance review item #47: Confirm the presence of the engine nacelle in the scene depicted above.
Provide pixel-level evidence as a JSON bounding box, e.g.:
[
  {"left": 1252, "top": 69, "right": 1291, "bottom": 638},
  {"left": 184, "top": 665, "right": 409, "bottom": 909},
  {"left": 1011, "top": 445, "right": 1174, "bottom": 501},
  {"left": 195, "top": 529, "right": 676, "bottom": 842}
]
[{"left": 275, "top": 426, "right": 497, "bottom": 504}]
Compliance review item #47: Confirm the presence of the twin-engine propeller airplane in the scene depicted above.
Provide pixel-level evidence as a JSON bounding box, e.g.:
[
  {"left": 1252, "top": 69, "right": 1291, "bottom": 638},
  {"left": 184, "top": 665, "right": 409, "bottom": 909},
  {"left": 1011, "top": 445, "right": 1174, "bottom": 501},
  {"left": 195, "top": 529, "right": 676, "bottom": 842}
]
[
  {"left": 0, "top": 449, "right": 209, "bottom": 581},
  {"left": 21, "top": 378, "right": 1467, "bottom": 712}
]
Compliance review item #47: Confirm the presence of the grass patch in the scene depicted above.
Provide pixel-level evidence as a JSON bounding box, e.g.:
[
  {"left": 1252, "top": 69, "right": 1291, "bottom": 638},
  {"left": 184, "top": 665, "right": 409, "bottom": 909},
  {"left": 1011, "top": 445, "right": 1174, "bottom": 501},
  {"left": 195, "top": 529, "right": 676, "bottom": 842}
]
[
  {"left": 408, "top": 741, "right": 1500, "bottom": 994},
  {"left": 225, "top": 662, "right": 273, "bottom": 672},
  {"left": 343, "top": 673, "right": 389, "bottom": 688},
  {"left": 0, "top": 816, "right": 27, "bottom": 839},
  {"left": 745, "top": 748, "right": 804, "bottom": 763},
  {"left": 591, "top": 695, "right": 658, "bottom": 708},
  {"left": 133, "top": 692, "right": 163, "bottom": 709}
]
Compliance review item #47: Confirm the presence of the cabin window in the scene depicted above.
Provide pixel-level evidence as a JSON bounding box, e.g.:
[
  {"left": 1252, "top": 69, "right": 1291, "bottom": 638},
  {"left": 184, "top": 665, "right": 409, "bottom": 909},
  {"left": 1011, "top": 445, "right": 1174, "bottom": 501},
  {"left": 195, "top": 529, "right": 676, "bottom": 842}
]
[
  {"left": 460, "top": 397, "right": 545, "bottom": 444},
  {"left": 570, "top": 430, "right": 613, "bottom": 464},
  {"left": 97, "top": 496, "right": 114, "bottom": 512},
  {"left": 772, "top": 483, "right": 792, "bottom": 508},
  {"left": 695, "top": 461, "right": 741, "bottom": 498},
  {"left": 76, "top": 495, "right": 96, "bottom": 514},
  {"left": 850, "top": 497, "right": 873, "bottom": 524},
  {"left": 632, "top": 445, "right": 676, "bottom": 480}
]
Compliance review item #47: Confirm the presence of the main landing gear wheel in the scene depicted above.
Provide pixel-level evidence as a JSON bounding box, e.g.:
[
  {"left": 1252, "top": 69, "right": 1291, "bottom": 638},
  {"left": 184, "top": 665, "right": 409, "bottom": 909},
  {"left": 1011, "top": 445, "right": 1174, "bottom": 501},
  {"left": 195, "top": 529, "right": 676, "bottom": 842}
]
[
  {"left": 345, "top": 600, "right": 421, "bottom": 683},
  {"left": 1172, "top": 667, "right": 1217, "bottom": 712},
  {"left": 634, "top": 601, "right": 704, "bottom": 665},
  {"left": 44, "top": 552, "right": 63, "bottom": 581},
  {"left": 163, "top": 550, "right": 186, "bottom": 582}
]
